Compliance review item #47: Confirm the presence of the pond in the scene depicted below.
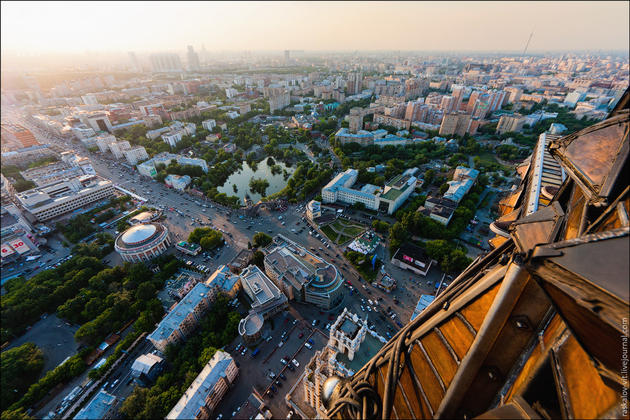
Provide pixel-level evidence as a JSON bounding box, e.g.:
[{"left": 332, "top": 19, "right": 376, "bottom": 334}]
[{"left": 218, "top": 159, "right": 294, "bottom": 205}]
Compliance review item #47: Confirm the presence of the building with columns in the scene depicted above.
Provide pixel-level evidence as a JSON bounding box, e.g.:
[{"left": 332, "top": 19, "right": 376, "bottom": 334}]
[{"left": 298, "top": 308, "right": 386, "bottom": 417}]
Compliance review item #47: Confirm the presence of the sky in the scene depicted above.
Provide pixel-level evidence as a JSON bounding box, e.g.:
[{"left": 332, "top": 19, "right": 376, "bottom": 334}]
[{"left": 1, "top": 1, "right": 629, "bottom": 54}]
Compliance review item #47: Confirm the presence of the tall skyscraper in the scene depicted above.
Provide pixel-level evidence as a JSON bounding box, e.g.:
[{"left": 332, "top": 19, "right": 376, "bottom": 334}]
[
  {"left": 149, "top": 53, "right": 183, "bottom": 72},
  {"left": 187, "top": 45, "right": 200, "bottom": 71},
  {"left": 347, "top": 72, "right": 363, "bottom": 95},
  {"left": 128, "top": 52, "right": 141, "bottom": 73}
]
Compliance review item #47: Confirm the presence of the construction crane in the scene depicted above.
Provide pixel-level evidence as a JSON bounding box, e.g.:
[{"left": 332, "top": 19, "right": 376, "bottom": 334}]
[{"left": 523, "top": 31, "right": 534, "bottom": 55}]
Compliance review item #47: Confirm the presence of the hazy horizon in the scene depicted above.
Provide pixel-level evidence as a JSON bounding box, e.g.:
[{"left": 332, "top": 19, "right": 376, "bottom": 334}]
[{"left": 2, "top": 1, "right": 629, "bottom": 55}]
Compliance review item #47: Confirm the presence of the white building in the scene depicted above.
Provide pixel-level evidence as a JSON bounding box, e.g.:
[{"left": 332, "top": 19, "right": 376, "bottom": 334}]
[
  {"left": 306, "top": 200, "right": 321, "bottom": 221},
  {"left": 166, "top": 351, "right": 238, "bottom": 419},
  {"left": 162, "top": 131, "right": 183, "bottom": 148},
  {"left": 202, "top": 119, "right": 216, "bottom": 131},
  {"left": 137, "top": 153, "right": 208, "bottom": 178},
  {"left": 225, "top": 88, "right": 238, "bottom": 99},
  {"left": 164, "top": 174, "right": 191, "bottom": 191},
  {"left": 123, "top": 147, "right": 149, "bottom": 165},
  {"left": 95, "top": 133, "right": 117, "bottom": 153},
  {"left": 108, "top": 140, "right": 131, "bottom": 159},
  {"left": 322, "top": 168, "right": 418, "bottom": 214},
  {"left": 15, "top": 175, "right": 115, "bottom": 222}
]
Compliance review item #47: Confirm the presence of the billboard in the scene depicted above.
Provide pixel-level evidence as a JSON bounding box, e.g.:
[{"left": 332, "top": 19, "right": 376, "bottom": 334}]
[
  {"left": 1, "top": 243, "right": 15, "bottom": 258},
  {"left": 9, "top": 238, "right": 30, "bottom": 254}
]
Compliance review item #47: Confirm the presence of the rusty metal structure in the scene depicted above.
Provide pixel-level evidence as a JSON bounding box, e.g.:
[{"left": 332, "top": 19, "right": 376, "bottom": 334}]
[{"left": 323, "top": 90, "right": 629, "bottom": 419}]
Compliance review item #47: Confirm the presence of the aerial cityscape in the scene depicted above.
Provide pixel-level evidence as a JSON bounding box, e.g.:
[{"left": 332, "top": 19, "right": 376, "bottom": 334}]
[{"left": 1, "top": 2, "right": 629, "bottom": 419}]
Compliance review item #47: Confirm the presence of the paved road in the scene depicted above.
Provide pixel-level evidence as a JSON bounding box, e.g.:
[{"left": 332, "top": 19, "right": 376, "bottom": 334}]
[{"left": 12, "top": 116, "right": 444, "bottom": 418}]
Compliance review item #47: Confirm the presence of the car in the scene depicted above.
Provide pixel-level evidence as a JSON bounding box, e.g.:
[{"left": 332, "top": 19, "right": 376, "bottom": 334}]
[
  {"left": 241, "top": 348, "right": 247, "bottom": 356},
  {"left": 266, "top": 336, "right": 273, "bottom": 342},
  {"left": 279, "top": 373, "right": 287, "bottom": 380},
  {"left": 298, "top": 332, "right": 304, "bottom": 339},
  {"left": 275, "top": 380, "right": 282, "bottom": 387},
  {"left": 286, "top": 363, "right": 295, "bottom": 371},
  {"left": 271, "top": 385, "right": 278, "bottom": 393},
  {"left": 308, "top": 339, "right": 314, "bottom": 345},
  {"left": 292, "top": 359, "right": 300, "bottom": 367},
  {"left": 280, "top": 358, "right": 287, "bottom": 365},
  {"left": 304, "top": 342, "right": 313, "bottom": 349},
  {"left": 269, "top": 372, "right": 276, "bottom": 379}
]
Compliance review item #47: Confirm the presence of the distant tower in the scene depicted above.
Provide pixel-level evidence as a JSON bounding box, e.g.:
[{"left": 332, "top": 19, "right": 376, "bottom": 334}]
[
  {"left": 284, "top": 50, "right": 290, "bottom": 63},
  {"left": 128, "top": 51, "right": 141, "bottom": 73},
  {"left": 187, "top": 45, "right": 200, "bottom": 71},
  {"left": 523, "top": 31, "right": 534, "bottom": 56}
]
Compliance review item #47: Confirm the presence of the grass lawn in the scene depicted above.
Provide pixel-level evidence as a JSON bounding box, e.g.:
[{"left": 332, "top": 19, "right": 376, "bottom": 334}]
[
  {"left": 342, "top": 226, "right": 364, "bottom": 237},
  {"left": 321, "top": 225, "right": 353, "bottom": 244},
  {"left": 321, "top": 225, "right": 338, "bottom": 241},
  {"left": 330, "top": 219, "right": 366, "bottom": 238}
]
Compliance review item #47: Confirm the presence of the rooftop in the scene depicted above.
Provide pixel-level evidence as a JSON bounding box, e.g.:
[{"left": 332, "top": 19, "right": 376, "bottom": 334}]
[
  {"left": 206, "top": 264, "right": 240, "bottom": 294},
  {"left": 336, "top": 333, "right": 385, "bottom": 374},
  {"left": 148, "top": 282, "right": 211, "bottom": 342},
  {"left": 166, "top": 351, "right": 234, "bottom": 419},
  {"left": 73, "top": 390, "right": 116, "bottom": 420},
  {"left": 121, "top": 224, "right": 156, "bottom": 244}
]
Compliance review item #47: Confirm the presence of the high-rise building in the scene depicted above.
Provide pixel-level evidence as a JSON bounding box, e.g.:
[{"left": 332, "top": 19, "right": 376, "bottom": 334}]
[
  {"left": 496, "top": 114, "right": 526, "bottom": 134},
  {"left": 325, "top": 98, "right": 630, "bottom": 420},
  {"left": 440, "top": 95, "right": 456, "bottom": 113},
  {"left": 187, "top": 45, "right": 200, "bottom": 71},
  {"left": 128, "top": 51, "right": 141, "bottom": 72},
  {"left": 149, "top": 53, "right": 183, "bottom": 72},
  {"left": 439, "top": 112, "right": 472, "bottom": 137},
  {"left": 347, "top": 72, "right": 363, "bottom": 95},
  {"left": 348, "top": 109, "right": 363, "bottom": 133}
]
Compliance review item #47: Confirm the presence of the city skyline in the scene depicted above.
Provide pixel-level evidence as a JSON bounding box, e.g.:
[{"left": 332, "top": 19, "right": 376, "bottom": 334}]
[{"left": 2, "top": 1, "right": 629, "bottom": 55}]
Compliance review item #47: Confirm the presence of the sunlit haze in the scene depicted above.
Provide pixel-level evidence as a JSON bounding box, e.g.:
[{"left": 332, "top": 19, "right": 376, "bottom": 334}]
[{"left": 2, "top": 1, "right": 629, "bottom": 55}]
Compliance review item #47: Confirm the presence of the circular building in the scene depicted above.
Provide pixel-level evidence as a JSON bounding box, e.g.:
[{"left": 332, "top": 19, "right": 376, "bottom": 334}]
[
  {"left": 115, "top": 222, "right": 171, "bottom": 262},
  {"left": 238, "top": 312, "right": 264, "bottom": 345}
]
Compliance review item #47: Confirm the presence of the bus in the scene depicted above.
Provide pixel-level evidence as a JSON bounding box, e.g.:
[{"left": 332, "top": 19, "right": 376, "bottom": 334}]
[{"left": 251, "top": 348, "right": 260, "bottom": 358}]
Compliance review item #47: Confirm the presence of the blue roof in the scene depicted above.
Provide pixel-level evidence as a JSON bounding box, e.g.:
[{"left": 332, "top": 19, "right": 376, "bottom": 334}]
[{"left": 207, "top": 265, "right": 239, "bottom": 293}]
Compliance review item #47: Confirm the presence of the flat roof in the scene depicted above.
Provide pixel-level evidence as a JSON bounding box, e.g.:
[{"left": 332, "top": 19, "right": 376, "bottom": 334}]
[
  {"left": 74, "top": 390, "right": 116, "bottom": 420},
  {"left": 206, "top": 264, "right": 240, "bottom": 293}
]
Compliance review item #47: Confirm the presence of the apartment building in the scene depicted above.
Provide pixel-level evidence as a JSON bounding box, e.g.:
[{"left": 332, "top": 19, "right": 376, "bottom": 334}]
[
  {"left": 166, "top": 351, "right": 238, "bottom": 419},
  {"left": 496, "top": 114, "right": 526, "bottom": 135},
  {"left": 202, "top": 119, "right": 216, "bottom": 131},
  {"left": 15, "top": 175, "right": 114, "bottom": 223},
  {"left": 108, "top": 140, "right": 131, "bottom": 159},
  {"left": 95, "top": 133, "right": 117, "bottom": 153},
  {"left": 147, "top": 282, "right": 215, "bottom": 352},
  {"left": 439, "top": 113, "right": 472, "bottom": 137},
  {"left": 373, "top": 114, "right": 411, "bottom": 130},
  {"left": 268, "top": 91, "right": 290, "bottom": 113},
  {"left": 123, "top": 146, "right": 149, "bottom": 165}
]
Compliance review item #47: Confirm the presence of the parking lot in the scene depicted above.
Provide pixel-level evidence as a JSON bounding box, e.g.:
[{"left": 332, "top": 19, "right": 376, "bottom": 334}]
[
  {"left": 213, "top": 309, "right": 330, "bottom": 419},
  {"left": 6, "top": 314, "right": 79, "bottom": 377}
]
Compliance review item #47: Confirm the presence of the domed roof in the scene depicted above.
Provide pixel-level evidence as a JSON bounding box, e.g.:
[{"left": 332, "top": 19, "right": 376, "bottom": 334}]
[{"left": 121, "top": 224, "right": 157, "bottom": 244}]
